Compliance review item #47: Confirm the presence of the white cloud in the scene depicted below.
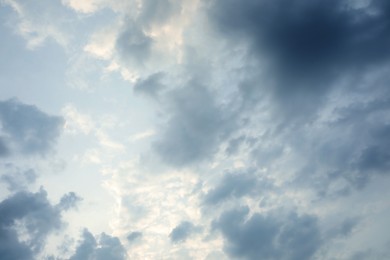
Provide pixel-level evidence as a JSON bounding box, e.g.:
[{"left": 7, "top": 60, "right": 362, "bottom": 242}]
[
  {"left": 62, "top": 105, "right": 95, "bottom": 135},
  {"left": 61, "top": 0, "right": 104, "bottom": 14},
  {"left": 130, "top": 129, "right": 155, "bottom": 142}
]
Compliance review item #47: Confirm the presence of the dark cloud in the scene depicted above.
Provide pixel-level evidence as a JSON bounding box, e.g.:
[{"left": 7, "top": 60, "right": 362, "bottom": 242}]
[
  {"left": 57, "top": 192, "right": 82, "bottom": 211},
  {"left": 212, "top": 206, "right": 322, "bottom": 260},
  {"left": 0, "top": 98, "right": 63, "bottom": 156},
  {"left": 169, "top": 221, "right": 200, "bottom": 243},
  {"left": 225, "top": 135, "right": 246, "bottom": 155},
  {"left": 0, "top": 165, "right": 37, "bottom": 192},
  {"left": 154, "top": 82, "right": 233, "bottom": 166},
  {"left": 290, "top": 95, "right": 390, "bottom": 194},
  {"left": 69, "top": 229, "right": 127, "bottom": 260},
  {"left": 134, "top": 72, "right": 165, "bottom": 97},
  {"left": 327, "top": 218, "right": 359, "bottom": 239},
  {"left": 0, "top": 138, "right": 10, "bottom": 157},
  {"left": 127, "top": 231, "right": 142, "bottom": 242},
  {"left": 203, "top": 171, "right": 262, "bottom": 205},
  {"left": 0, "top": 189, "right": 65, "bottom": 259},
  {"left": 208, "top": 0, "right": 390, "bottom": 115},
  {"left": 348, "top": 247, "right": 390, "bottom": 260},
  {"left": 116, "top": 22, "right": 153, "bottom": 66}
]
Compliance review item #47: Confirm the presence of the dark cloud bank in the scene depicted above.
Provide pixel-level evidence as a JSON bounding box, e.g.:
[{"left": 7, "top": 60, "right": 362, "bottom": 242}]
[{"left": 128, "top": 0, "right": 390, "bottom": 258}]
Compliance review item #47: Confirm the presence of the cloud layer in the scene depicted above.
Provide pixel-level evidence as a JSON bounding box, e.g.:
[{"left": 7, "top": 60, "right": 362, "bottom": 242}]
[{"left": 2, "top": 0, "right": 390, "bottom": 259}]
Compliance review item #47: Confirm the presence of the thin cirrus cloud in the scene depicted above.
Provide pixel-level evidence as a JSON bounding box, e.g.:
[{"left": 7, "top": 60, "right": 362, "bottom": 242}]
[{"left": 1, "top": 0, "right": 390, "bottom": 259}]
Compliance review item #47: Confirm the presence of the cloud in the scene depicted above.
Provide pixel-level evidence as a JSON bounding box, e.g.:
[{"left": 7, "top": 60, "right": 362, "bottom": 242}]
[
  {"left": 69, "top": 229, "right": 127, "bottom": 260},
  {"left": 169, "top": 221, "right": 201, "bottom": 243},
  {"left": 0, "top": 188, "right": 78, "bottom": 259},
  {"left": 134, "top": 72, "right": 165, "bottom": 97},
  {"left": 2, "top": 0, "right": 70, "bottom": 48},
  {"left": 0, "top": 165, "right": 37, "bottom": 192},
  {"left": 136, "top": 0, "right": 181, "bottom": 28},
  {"left": 57, "top": 192, "right": 83, "bottom": 211},
  {"left": 61, "top": 0, "right": 103, "bottom": 14},
  {"left": 115, "top": 21, "right": 153, "bottom": 66},
  {"left": 208, "top": 0, "right": 390, "bottom": 116},
  {"left": 203, "top": 171, "right": 266, "bottom": 205},
  {"left": 154, "top": 82, "right": 233, "bottom": 166},
  {"left": 0, "top": 138, "right": 10, "bottom": 157},
  {"left": 127, "top": 231, "right": 142, "bottom": 242},
  {"left": 212, "top": 206, "right": 322, "bottom": 260},
  {"left": 0, "top": 99, "right": 64, "bottom": 157}
]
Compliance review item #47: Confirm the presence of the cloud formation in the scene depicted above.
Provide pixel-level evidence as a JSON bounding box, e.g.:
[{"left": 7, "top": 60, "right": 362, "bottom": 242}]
[
  {"left": 0, "top": 189, "right": 73, "bottom": 259},
  {"left": 169, "top": 221, "right": 200, "bottom": 243},
  {"left": 0, "top": 99, "right": 63, "bottom": 157},
  {"left": 69, "top": 229, "right": 127, "bottom": 260},
  {"left": 154, "top": 82, "right": 232, "bottom": 166},
  {"left": 3, "top": 0, "right": 390, "bottom": 258},
  {"left": 203, "top": 171, "right": 262, "bottom": 205},
  {"left": 212, "top": 206, "right": 322, "bottom": 260},
  {"left": 209, "top": 0, "right": 390, "bottom": 115}
]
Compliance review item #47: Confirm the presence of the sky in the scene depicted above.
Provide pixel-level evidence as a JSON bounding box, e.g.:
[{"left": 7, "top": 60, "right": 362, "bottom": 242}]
[{"left": 1, "top": 0, "right": 390, "bottom": 259}]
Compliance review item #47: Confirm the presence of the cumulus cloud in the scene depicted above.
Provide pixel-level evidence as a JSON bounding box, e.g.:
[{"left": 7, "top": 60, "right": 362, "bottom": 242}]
[
  {"left": 0, "top": 188, "right": 80, "bottom": 259},
  {"left": 0, "top": 99, "right": 63, "bottom": 157},
  {"left": 134, "top": 72, "right": 165, "bottom": 97},
  {"left": 115, "top": 21, "right": 154, "bottom": 66},
  {"left": 127, "top": 231, "right": 142, "bottom": 242},
  {"left": 57, "top": 192, "right": 83, "bottom": 211},
  {"left": 203, "top": 171, "right": 270, "bottom": 205},
  {"left": 0, "top": 165, "right": 37, "bottom": 192},
  {"left": 3, "top": 0, "right": 390, "bottom": 258},
  {"left": 69, "top": 229, "right": 127, "bottom": 260},
  {"left": 169, "top": 221, "right": 201, "bottom": 243},
  {"left": 212, "top": 206, "right": 322, "bottom": 260},
  {"left": 154, "top": 82, "right": 233, "bottom": 166}
]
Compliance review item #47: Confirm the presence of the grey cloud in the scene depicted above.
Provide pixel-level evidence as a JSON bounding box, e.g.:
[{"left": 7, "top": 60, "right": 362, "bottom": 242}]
[
  {"left": 0, "top": 165, "right": 37, "bottom": 192},
  {"left": 169, "top": 221, "right": 201, "bottom": 243},
  {"left": 307, "top": 98, "right": 390, "bottom": 192},
  {"left": 57, "top": 192, "right": 82, "bottom": 211},
  {"left": 114, "top": 0, "right": 182, "bottom": 68},
  {"left": 134, "top": 72, "right": 165, "bottom": 97},
  {"left": 70, "top": 229, "right": 127, "bottom": 260},
  {"left": 0, "top": 138, "right": 9, "bottom": 157},
  {"left": 212, "top": 206, "right": 322, "bottom": 260},
  {"left": 203, "top": 171, "right": 260, "bottom": 205},
  {"left": 154, "top": 82, "right": 233, "bottom": 166},
  {"left": 69, "top": 229, "right": 97, "bottom": 260},
  {"left": 0, "top": 189, "right": 64, "bottom": 259},
  {"left": 208, "top": 0, "right": 390, "bottom": 116},
  {"left": 137, "top": 0, "right": 181, "bottom": 28},
  {"left": 127, "top": 231, "right": 142, "bottom": 242},
  {"left": 116, "top": 22, "right": 153, "bottom": 66},
  {"left": 0, "top": 98, "right": 63, "bottom": 156},
  {"left": 225, "top": 135, "right": 246, "bottom": 155},
  {"left": 327, "top": 218, "right": 359, "bottom": 239}
]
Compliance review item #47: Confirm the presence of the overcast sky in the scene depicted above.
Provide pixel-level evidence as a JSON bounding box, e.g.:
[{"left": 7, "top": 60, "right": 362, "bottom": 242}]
[{"left": 1, "top": 0, "right": 390, "bottom": 259}]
